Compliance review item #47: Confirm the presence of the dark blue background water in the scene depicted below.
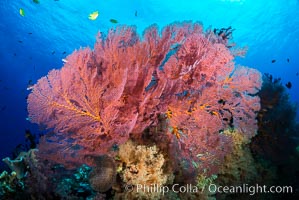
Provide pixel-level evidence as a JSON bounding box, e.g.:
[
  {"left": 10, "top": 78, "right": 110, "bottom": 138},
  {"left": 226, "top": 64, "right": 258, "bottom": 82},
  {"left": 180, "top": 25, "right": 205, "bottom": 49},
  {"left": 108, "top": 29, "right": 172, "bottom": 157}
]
[{"left": 0, "top": 0, "right": 298, "bottom": 169}]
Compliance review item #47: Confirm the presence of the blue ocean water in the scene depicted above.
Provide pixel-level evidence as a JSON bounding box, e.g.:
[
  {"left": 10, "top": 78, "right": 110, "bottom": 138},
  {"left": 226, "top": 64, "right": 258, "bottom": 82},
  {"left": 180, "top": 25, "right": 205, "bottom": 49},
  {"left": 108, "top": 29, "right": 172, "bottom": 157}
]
[{"left": 0, "top": 0, "right": 298, "bottom": 172}]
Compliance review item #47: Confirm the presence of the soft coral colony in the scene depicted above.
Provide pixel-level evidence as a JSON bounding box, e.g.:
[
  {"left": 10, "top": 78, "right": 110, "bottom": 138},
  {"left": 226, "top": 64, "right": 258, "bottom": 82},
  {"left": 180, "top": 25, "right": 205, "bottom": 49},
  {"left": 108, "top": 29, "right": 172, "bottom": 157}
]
[{"left": 27, "top": 22, "right": 262, "bottom": 181}]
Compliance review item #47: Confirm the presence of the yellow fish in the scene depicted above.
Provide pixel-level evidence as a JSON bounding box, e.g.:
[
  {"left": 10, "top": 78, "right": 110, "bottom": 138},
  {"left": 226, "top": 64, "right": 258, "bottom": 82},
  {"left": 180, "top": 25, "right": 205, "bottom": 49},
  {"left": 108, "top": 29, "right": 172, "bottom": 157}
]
[
  {"left": 88, "top": 11, "right": 99, "bottom": 20},
  {"left": 19, "top": 8, "right": 25, "bottom": 17}
]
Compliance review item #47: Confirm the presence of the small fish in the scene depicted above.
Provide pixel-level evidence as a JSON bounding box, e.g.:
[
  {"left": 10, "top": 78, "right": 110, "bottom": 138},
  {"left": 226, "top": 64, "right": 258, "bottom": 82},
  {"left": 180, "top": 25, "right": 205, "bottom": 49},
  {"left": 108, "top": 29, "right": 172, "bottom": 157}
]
[
  {"left": 285, "top": 81, "right": 292, "bottom": 89},
  {"left": 26, "top": 117, "right": 31, "bottom": 121},
  {"left": 287, "top": 58, "right": 290, "bottom": 62},
  {"left": 27, "top": 80, "right": 34, "bottom": 90},
  {"left": 196, "top": 153, "right": 205, "bottom": 158},
  {"left": 62, "top": 58, "right": 68, "bottom": 63},
  {"left": 62, "top": 51, "right": 66, "bottom": 54},
  {"left": 32, "top": 0, "right": 39, "bottom": 4},
  {"left": 210, "top": 111, "right": 219, "bottom": 117},
  {"left": 218, "top": 99, "right": 226, "bottom": 105},
  {"left": 271, "top": 59, "right": 276, "bottom": 63},
  {"left": 28, "top": 32, "right": 32, "bottom": 35},
  {"left": 111, "top": 144, "right": 119, "bottom": 151},
  {"left": 25, "top": 129, "right": 32, "bottom": 138},
  {"left": 18, "top": 40, "right": 23, "bottom": 43},
  {"left": 52, "top": 51, "right": 55, "bottom": 55},
  {"left": 19, "top": 8, "right": 25, "bottom": 17},
  {"left": 192, "top": 161, "right": 199, "bottom": 169},
  {"left": 273, "top": 77, "right": 281, "bottom": 84},
  {"left": 88, "top": 11, "right": 99, "bottom": 20},
  {"left": 135, "top": 10, "right": 137, "bottom": 17},
  {"left": 27, "top": 84, "right": 34, "bottom": 90},
  {"left": 14, "top": 53, "right": 16, "bottom": 56},
  {"left": 110, "top": 19, "right": 118, "bottom": 23},
  {"left": 296, "top": 72, "right": 298, "bottom": 76}
]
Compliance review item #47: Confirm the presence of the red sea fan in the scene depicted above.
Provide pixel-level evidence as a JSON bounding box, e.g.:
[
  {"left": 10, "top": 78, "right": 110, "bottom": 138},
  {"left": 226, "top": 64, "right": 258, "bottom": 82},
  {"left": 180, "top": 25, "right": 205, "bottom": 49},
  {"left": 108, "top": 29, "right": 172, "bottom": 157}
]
[
  {"left": 27, "top": 22, "right": 262, "bottom": 171},
  {"left": 27, "top": 48, "right": 132, "bottom": 156}
]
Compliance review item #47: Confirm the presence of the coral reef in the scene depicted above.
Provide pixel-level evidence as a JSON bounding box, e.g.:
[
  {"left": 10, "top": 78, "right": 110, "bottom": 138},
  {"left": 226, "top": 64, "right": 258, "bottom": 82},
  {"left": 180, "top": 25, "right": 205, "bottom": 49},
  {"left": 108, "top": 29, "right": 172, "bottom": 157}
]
[
  {"left": 1, "top": 151, "right": 100, "bottom": 199},
  {"left": 27, "top": 22, "right": 262, "bottom": 179},
  {"left": 213, "top": 129, "right": 277, "bottom": 200},
  {"left": 251, "top": 73, "right": 298, "bottom": 164},
  {"left": 213, "top": 74, "right": 299, "bottom": 200},
  {"left": 116, "top": 140, "right": 174, "bottom": 199},
  {"left": 248, "top": 73, "right": 299, "bottom": 200},
  {"left": 55, "top": 164, "right": 94, "bottom": 199}
]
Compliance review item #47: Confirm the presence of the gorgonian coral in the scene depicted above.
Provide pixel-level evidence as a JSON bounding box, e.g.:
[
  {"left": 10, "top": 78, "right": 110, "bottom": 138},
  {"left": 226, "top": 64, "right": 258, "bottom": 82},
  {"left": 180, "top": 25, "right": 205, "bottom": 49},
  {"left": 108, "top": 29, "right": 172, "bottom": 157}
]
[{"left": 27, "top": 22, "right": 262, "bottom": 173}]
